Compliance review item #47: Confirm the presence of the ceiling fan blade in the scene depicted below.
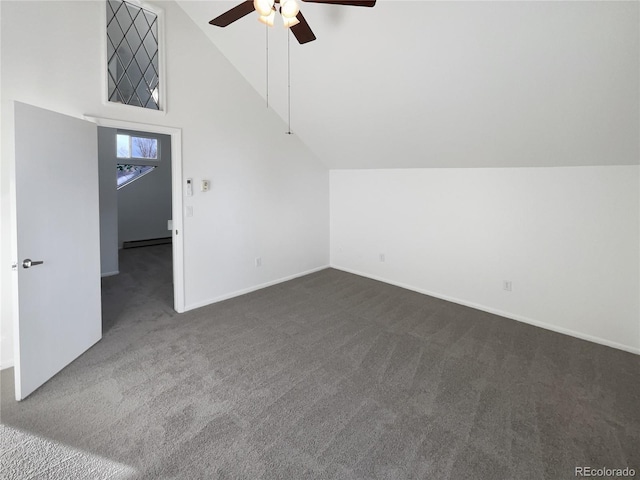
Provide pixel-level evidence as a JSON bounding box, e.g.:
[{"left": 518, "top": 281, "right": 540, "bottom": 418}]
[
  {"left": 290, "top": 11, "right": 317, "bottom": 44},
  {"left": 209, "top": 1, "right": 255, "bottom": 27},
  {"left": 301, "top": 0, "right": 376, "bottom": 6}
]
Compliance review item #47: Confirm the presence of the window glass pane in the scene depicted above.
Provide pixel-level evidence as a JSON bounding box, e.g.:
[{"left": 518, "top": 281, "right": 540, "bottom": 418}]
[
  {"left": 128, "top": 95, "right": 143, "bottom": 107},
  {"left": 117, "top": 43, "right": 133, "bottom": 69},
  {"left": 125, "top": 21, "right": 143, "bottom": 54},
  {"left": 131, "top": 137, "right": 158, "bottom": 159},
  {"left": 127, "top": 61, "right": 143, "bottom": 93},
  {"left": 136, "top": 81, "right": 152, "bottom": 107},
  {"left": 142, "top": 31, "right": 156, "bottom": 59},
  {"left": 109, "top": 56, "right": 126, "bottom": 83},
  {"left": 144, "top": 10, "right": 156, "bottom": 29},
  {"left": 108, "top": 74, "right": 117, "bottom": 99},
  {"left": 108, "top": 0, "right": 121, "bottom": 16},
  {"left": 107, "top": 0, "right": 159, "bottom": 110},
  {"left": 133, "top": 10, "right": 149, "bottom": 38},
  {"left": 151, "top": 51, "right": 158, "bottom": 72},
  {"left": 107, "top": 13, "right": 125, "bottom": 46},
  {"left": 150, "top": 86, "right": 159, "bottom": 109},
  {"left": 135, "top": 46, "right": 151, "bottom": 72},
  {"left": 117, "top": 165, "right": 156, "bottom": 189},
  {"left": 117, "top": 134, "right": 130, "bottom": 158},
  {"left": 107, "top": 35, "right": 116, "bottom": 61},
  {"left": 118, "top": 75, "right": 134, "bottom": 103},
  {"left": 115, "top": 4, "right": 132, "bottom": 34}
]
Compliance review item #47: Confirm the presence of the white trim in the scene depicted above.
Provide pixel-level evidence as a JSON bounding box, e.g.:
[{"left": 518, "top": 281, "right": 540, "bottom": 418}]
[
  {"left": 184, "top": 265, "right": 330, "bottom": 312},
  {"left": 101, "top": 0, "right": 167, "bottom": 115},
  {"left": 330, "top": 264, "right": 640, "bottom": 356},
  {"left": 86, "top": 116, "right": 179, "bottom": 137},
  {"left": 85, "top": 115, "right": 185, "bottom": 314},
  {"left": 9, "top": 103, "right": 22, "bottom": 399},
  {"left": 101, "top": 270, "right": 120, "bottom": 278}
]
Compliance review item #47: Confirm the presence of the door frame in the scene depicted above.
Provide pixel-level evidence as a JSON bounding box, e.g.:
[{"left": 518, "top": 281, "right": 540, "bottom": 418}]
[{"left": 86, "top": 115, "right": 185, "bottom": 313}]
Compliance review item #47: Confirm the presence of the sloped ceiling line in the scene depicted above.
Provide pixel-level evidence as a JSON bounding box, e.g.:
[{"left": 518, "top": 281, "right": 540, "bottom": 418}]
[{"left": 177, "top": 0, "right": 639, "bottom": 169}]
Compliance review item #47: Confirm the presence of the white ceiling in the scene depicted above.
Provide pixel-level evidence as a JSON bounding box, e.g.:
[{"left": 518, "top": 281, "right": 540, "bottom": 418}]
[{"left": 176, "top": 0, "right": 639, "bottom": 169}]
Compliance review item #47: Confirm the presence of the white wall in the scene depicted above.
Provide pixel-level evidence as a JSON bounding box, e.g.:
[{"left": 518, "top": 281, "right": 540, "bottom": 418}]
[
  {"left": 117, "top": 131, "right": 172, "bottom": 248},
  {"left": 0, "top": 0, "right": 329, "bottom": 368},
  {"left": 97, "top": 127, "right": 119, "bottom": 276},
  {"left": 330, "top": 167, "right": 640, "bottom": 353}
]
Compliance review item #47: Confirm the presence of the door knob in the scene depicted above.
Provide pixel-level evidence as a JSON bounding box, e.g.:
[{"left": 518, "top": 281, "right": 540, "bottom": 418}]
[{"left": 22, "top": 259, "right": 44, "bottom": 269}]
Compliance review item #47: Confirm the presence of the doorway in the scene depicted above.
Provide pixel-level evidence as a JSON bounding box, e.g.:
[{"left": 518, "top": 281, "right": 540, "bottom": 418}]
[
  {"left": 97, "top": 127, "right": 176, "bottom": 333},
  {"left": 88, "top": 116, "right": 185, "bottom": 314}
]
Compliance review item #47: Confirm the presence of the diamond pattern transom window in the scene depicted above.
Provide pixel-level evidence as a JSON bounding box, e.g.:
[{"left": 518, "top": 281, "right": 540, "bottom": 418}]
[{"left": 107, "top": 0, "right": 160, "bottom": 110}]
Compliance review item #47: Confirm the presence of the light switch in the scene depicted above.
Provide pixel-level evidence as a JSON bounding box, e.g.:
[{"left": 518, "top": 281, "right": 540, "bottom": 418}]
[{"left": 186, "top": 178, "right": 193, "bottom": 196}]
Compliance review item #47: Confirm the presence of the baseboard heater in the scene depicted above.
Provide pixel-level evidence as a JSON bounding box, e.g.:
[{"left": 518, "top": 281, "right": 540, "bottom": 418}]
[{"left": 122, "top": 237, "right": 172, "bottom": 249}]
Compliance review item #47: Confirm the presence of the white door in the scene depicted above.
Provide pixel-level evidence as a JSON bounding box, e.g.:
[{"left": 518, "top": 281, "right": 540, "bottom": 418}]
[{"left": 12, "top": 102, "right": 102, "bottom": 400}]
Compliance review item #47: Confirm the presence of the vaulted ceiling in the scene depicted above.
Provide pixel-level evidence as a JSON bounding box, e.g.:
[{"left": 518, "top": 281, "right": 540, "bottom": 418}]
[{"left": 177, "top": 1, "right": 639, "bottom": 169}]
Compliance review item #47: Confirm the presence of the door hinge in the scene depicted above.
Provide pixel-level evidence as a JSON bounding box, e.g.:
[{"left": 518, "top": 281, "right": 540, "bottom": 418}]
[{"left": 11, "top": 262, "right": 18, "bottom": 271}]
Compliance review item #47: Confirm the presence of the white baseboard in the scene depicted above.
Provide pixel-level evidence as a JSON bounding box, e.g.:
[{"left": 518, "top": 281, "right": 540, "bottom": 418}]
[
  {"left": 331, "top": 264, "right": 640, "bottom": 356},
  {"left": 184, "top": 265, "right": 331, "bottom": 312}
]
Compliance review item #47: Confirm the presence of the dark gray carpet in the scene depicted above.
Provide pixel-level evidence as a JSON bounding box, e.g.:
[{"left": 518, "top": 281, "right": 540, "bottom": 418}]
[{"left": 1, "top": 245, "right": 639, "bottom": 479}]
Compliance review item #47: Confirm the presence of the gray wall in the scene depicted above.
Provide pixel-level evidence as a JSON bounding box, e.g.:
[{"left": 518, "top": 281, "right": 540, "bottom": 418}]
[
  {"left": 97, "top": 127, "right": 119, "bottom": 276},
  {"left": 117, "top": 131, "right": 171, "bottom": 247}
]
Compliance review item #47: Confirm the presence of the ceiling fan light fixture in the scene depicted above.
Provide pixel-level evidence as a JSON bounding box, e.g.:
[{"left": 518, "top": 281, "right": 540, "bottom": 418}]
[
  {"left": 258, "top": 9, "right": 276, "bottom": 26},
  {"left": 282, "top": 15, "right": 300, "bottom": 28},
  {"left": 253, "top": 0, "right": 275, "bottom": 17},
  {"left": 280, "top": 0, "right": 300, "bottom": 18}
]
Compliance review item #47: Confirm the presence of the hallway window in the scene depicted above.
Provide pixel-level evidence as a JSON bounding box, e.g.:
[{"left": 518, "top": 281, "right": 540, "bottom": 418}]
[
  {"left": 117, "top": 134, "right": 158, "bottom": 159},
  {"left": 116, "top": 132, "right": 160, "bottom": 189},
  {"left": 107, "top": 0, "right": 160, "bottom": 110}
]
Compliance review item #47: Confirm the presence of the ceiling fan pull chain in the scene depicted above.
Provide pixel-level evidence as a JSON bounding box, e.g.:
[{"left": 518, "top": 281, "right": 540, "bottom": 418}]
[
  {"left": 266, "top": 22, "right": 269, "bottom": 108},
  {"left": 286, "top": 29, "right": 292, "bottom": 135}
]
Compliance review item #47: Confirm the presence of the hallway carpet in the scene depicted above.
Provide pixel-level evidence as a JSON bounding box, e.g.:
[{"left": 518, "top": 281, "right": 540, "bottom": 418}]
[{"left": 1, "top": 245, "right": 639, "bottom": 479}]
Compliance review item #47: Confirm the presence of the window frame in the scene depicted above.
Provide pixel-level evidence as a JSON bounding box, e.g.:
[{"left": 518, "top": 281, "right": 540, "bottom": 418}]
[
  {"left": 115, "top": 130, "right": 161, "bottom": 189},
  {"left": 102, "top": 0, "right": 167, "bottom": 114},
  {"left": 117, "top": 133, "right": 160, "bottom": 160}
]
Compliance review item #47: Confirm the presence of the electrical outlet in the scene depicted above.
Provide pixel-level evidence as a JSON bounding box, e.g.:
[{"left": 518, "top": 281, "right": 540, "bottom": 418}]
[
  {"left": 255, "top": 257, "right": 262, "bottom": 267},
  {"left": 379, "top": 253, "right": 386, "bottom": 262},
  {"left": 503, "top": 280, "right": 512, "bottom": 292},
  {"left": 201, "top": 180, "right": 211, "bottom": 192}
]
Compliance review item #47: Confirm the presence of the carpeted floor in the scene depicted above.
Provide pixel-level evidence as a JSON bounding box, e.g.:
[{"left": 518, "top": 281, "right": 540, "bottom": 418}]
[{"left": 1, "top": 244, "right": 639, "bottom": 479}]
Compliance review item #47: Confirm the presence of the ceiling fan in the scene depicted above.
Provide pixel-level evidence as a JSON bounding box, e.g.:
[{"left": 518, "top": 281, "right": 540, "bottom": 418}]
[{"left": 209, "top": 0, "right": 376, "bottom": 45}]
